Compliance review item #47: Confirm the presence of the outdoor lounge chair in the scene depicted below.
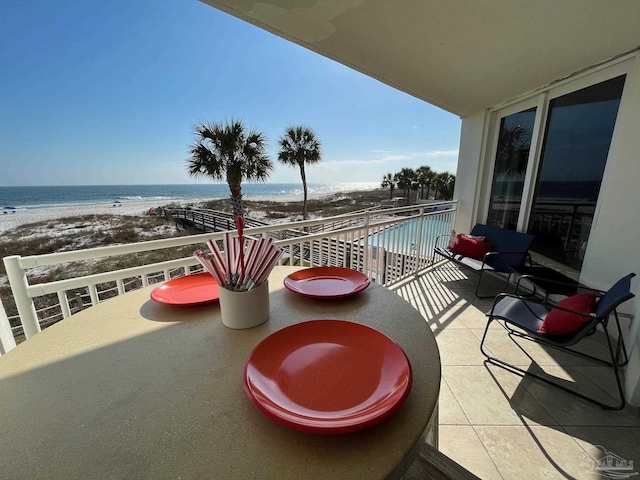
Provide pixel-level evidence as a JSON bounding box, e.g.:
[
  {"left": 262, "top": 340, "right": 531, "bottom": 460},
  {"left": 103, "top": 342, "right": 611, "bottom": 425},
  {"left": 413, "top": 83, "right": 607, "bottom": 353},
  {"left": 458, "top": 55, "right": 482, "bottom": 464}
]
[
  {"left": 480, "top": 273, "right": 636, "bottom": 410},
  {"left": 433, "top": 224, "right": 535, "bottom": 297}
]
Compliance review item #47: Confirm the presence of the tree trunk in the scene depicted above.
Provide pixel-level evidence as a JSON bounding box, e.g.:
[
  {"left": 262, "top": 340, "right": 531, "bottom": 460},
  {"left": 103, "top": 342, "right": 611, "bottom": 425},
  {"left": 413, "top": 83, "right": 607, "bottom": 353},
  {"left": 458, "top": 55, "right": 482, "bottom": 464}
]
[
  {"left": 389, "top": 186, "right": 394, "bottom": 199},
  {"left": 300, "top": 163, "right": 308, "bottom": 220},
  {"left": 227, "top": 179, "right": 244, "bottom": 218}
]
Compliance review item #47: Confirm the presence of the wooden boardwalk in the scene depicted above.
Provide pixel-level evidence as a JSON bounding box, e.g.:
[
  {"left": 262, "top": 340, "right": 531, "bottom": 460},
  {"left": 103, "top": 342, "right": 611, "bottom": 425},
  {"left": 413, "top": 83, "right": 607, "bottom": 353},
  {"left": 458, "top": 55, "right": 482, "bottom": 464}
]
[{"left": 162, "top": 208, "right": 270, "bottom": 233}]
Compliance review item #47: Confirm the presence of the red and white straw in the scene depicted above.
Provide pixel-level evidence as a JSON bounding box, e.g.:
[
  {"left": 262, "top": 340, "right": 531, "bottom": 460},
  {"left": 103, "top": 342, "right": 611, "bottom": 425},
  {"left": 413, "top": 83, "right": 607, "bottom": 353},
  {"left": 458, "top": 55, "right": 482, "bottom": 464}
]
[{"left": 195, "top": 224, "right": 283, "bottom": 292}]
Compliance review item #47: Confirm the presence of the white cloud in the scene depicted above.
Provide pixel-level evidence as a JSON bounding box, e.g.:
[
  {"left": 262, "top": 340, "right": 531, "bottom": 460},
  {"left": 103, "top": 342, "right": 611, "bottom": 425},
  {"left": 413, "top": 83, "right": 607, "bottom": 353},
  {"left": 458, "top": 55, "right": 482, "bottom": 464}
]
[
  {"left": 380, "top": 154, "right": 413, "bottom": 162},
  {"left": 319, "top": 156, "right": 407, "bottom": 170},
  {"left": 419, "top": 150, "right": 459, "bottom": 157},
  {"left": 296, "top": 148, "right": 459, "bottom": 183},
  {"left": 317, "top": 149, "right": 458, "bottom": 171}
]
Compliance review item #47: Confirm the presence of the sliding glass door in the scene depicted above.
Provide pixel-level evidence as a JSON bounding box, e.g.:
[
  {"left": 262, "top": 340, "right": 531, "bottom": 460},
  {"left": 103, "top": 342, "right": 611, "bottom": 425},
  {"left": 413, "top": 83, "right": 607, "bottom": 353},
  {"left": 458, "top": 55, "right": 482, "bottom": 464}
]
[
  {"left": 527, "top": 75, "right": 625, "bottom": 270},
  {"left": 486, "top": 74, "right": 626, "bottom": 272}
]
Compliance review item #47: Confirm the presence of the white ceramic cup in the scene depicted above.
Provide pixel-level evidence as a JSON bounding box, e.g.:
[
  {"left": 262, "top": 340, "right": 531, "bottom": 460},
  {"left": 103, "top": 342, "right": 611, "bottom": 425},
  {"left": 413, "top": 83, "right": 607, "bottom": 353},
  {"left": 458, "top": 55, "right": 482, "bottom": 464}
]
[{"left": 218, "top": 280, "right": 270, "bottom": 329}]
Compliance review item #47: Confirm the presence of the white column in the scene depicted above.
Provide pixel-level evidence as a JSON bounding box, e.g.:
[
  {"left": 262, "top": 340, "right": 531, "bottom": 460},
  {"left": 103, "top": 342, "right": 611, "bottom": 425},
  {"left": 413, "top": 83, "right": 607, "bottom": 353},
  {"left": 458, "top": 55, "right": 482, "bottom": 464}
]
[
  {"left": 3, "top": 255, "right": 40, "bottom": 339},
  {"left": 454, "top": 110, "right": 490, "bottom": 232}
]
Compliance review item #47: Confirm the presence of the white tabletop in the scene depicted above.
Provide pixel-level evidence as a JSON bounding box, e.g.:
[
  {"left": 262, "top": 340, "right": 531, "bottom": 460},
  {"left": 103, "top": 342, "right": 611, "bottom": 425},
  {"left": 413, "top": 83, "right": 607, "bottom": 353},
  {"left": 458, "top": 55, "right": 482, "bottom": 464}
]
[{"left": 0, "top": 266, "right": 441, "bottom": 480}]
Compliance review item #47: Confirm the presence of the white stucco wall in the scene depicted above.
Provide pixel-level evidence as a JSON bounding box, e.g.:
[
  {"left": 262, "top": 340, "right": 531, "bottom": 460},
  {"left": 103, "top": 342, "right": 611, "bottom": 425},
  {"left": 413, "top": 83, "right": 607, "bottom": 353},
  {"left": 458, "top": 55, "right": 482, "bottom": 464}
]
[
  {"left": 453, "top": 110, "right": 488, "bottom": 232},
  {"left": 454, "top": 57, "right": 640, "bottom": 406},
  {"left": 580, "top": 57, "right": 640, "bottom": 406}
]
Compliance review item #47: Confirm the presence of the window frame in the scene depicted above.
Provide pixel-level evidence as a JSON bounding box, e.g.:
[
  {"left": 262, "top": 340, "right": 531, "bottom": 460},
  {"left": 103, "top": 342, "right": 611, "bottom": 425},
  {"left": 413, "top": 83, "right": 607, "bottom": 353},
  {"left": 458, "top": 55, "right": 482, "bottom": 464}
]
[{"left": 480, "top": 59, "right": 633, "bottom": 272}]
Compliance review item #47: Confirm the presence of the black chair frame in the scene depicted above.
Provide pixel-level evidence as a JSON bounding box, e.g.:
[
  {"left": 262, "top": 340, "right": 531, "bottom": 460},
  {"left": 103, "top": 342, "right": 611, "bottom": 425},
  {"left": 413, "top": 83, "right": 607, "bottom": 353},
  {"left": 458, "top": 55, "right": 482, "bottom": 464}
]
[
  {"left": 432, "top": 224, "right": 535, "bottom": 298},
  {"left": 474, "top": 252, "right": 533, "bottom": 299},
  {"left": 480, "top": 273, "right": 636, "bottom": 411},
  {"left": 511, "top": 271, "right": 584, "bottom": 301},
  {"left": 432, "top": 251, "right": 527, "bottom": 299}
]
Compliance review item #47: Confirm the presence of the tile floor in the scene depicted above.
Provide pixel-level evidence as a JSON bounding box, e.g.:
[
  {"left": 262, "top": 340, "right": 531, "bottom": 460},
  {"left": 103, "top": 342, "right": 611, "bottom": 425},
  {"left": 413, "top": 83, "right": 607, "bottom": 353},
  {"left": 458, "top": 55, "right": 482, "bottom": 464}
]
[{"left": 392, "top": 266, "right": 640, "bottom": 480}]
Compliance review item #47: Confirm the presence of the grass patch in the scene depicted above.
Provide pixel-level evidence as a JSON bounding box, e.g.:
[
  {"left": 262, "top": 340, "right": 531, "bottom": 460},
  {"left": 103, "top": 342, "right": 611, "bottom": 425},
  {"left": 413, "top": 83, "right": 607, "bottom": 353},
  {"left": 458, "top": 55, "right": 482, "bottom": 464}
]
[
  {"left": 200, "top": 188, "right": 391, "bottom": 219},
  {"left": 0, "top": 214, "right": 194, "bottom": 319}
]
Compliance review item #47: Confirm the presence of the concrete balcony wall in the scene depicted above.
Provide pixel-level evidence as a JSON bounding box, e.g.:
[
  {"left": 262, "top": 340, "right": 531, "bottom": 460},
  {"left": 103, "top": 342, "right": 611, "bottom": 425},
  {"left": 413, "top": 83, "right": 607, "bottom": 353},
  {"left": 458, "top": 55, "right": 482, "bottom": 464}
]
[
  {"left": 453, "top": 110, "right": 490, "bottom": 233},
  {"left": 579, "top": 56, "right": 640, "bottom": 405}
]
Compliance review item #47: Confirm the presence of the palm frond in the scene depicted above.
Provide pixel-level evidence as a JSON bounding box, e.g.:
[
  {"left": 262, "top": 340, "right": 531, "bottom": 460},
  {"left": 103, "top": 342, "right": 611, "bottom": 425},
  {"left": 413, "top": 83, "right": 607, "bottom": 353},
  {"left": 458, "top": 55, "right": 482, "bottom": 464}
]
[{"left": 186, "top": 119, "right": 273, "bottom": 215}]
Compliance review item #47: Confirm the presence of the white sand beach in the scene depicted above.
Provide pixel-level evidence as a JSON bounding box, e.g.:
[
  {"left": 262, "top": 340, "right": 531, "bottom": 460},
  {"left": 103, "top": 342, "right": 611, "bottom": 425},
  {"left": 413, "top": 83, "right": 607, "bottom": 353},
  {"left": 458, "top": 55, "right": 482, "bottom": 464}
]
[
  {"left": 0, "top": 201, "right": 170, "bottom": 235},
  {"left": 0, "top": 191, "right": 332, "bottom": 235}
]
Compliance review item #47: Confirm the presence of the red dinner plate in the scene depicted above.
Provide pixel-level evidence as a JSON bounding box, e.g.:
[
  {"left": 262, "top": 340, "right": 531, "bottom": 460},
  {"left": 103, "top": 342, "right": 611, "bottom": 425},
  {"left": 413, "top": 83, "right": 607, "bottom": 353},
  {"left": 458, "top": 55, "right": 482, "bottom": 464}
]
[
  {"left": 283, "top": 267, "right": 370, "bottom": 298},
  {"left": 150, "top": 272, "right": 220, "bottom": 306},
  {"left": 243, "top": 320, "right": 412, "bottom": 434}
]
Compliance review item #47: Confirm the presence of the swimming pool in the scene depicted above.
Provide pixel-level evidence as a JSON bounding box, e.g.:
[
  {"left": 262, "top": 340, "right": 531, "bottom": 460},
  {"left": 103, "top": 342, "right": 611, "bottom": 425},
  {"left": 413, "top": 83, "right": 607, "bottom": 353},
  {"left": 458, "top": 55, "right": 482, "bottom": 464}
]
[{"left": 366, "top": 215, "right": 453, "bottom": 254}]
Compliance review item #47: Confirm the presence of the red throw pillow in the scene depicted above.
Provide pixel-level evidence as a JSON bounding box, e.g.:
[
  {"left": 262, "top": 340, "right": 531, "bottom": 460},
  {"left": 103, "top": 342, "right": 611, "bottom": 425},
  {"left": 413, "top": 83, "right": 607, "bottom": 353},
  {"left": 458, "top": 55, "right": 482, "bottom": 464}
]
[
  {"left": 448, "top": 230, "right": 486, "bottom": 249},
  {"left": 449, "top": 234, "right": 494, "bottom": 259},
  {"left": 537, "top": 292, "right": 597, "bottom": 335}
]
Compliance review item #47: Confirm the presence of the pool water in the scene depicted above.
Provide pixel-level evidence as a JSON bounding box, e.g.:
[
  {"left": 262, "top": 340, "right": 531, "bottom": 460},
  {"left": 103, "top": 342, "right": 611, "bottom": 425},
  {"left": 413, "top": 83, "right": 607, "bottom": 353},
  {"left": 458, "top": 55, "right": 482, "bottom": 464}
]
[{"left": 367, "top": 216, "right": 452, "bottom": 253}]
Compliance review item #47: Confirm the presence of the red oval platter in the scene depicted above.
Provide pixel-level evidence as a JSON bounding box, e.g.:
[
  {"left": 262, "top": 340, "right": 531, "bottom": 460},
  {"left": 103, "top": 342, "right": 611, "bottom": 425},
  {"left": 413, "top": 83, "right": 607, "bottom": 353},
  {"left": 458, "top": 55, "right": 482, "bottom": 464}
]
[
  {"left": 283, "top": 267, "right": 370, "bottom": 298},
  {"left": 243, "top": 320, "right": 412, "bottom": 434},
  {"left": 150, "top": 272, "right": 220, "bottom": 306}
]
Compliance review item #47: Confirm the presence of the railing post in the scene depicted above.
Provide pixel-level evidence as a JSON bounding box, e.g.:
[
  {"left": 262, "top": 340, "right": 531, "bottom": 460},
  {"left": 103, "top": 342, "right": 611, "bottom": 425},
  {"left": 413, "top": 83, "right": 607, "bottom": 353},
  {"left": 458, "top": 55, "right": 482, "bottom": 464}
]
[
  {"left": 58, "top": 291, "right": 71, "bottom": 318},
  {"left": 416, "top": 207, "right": 425, "bottom": 274},
  {"left": 0, "top": 298, "right": 17, "bottom": 355},
  {"left": 75, "top": 292, "right": 85, "bottom": 311},
  {"left": 453, "top": 199, "right": 459, "bottom": 228},
  {"left": 363, "top": 212, "right": 370, "bottom": 275},
  {"left": 3, "top": 255, "right": 40, "bottom": 339}
]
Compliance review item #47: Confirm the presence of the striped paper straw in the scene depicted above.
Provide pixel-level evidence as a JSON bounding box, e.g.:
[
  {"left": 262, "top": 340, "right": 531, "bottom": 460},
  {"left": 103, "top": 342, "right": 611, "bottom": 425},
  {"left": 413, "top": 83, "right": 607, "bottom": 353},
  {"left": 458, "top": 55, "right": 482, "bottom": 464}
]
[{"left": 194, "top": 250, "right": 226, "bottom": 286}]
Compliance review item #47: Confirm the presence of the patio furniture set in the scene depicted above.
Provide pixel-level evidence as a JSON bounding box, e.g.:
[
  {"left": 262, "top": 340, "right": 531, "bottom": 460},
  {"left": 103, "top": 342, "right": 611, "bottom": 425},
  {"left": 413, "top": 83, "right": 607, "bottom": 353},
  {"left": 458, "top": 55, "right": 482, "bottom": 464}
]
[{"left": 432, "top": 223, "right": 636, "bottom": 411}]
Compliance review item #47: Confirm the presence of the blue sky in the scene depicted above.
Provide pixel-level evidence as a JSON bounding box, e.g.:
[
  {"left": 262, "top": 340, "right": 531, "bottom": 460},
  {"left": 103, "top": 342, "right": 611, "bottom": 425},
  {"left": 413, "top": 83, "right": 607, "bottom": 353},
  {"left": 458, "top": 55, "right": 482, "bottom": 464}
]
[{"left": 0, "top": 0, "right": 461, "bottom": 186}]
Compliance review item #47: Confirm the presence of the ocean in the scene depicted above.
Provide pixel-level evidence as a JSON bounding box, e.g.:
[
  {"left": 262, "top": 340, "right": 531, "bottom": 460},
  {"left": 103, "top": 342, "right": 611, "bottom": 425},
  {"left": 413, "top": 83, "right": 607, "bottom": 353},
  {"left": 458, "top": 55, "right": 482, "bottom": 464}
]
[{"left": 0, "top": 183, "right": 380, "bottom": 210}]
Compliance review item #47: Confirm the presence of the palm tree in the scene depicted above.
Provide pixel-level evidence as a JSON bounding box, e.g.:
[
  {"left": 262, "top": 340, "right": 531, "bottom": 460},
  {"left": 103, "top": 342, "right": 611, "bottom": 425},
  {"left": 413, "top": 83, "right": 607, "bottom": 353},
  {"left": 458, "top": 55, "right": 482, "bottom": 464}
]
[
  {"left": 187, "top": 119, "right": 272, "bottom": 218},
  {"left": 381, "top": 173, "right": 397, "bottom": 199},
  {"left": 277, "top": 126, "right": 322, "bottom": 220},
  {"left": 396, "top": 168, "right": 416, "bottom": 199},
  {"left": 433, "top": 172, "right": 456, "bottom": 200},
  {"left": 415, "top": 165, "right": 435, "bottom": 200}
]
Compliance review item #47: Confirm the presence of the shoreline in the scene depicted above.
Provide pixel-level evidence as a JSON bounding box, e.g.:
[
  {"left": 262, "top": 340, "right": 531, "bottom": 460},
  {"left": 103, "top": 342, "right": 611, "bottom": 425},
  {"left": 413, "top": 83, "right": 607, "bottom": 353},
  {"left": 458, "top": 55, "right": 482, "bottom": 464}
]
[{"left": 0, "top": 190, "right": 354, "bottom": 235}]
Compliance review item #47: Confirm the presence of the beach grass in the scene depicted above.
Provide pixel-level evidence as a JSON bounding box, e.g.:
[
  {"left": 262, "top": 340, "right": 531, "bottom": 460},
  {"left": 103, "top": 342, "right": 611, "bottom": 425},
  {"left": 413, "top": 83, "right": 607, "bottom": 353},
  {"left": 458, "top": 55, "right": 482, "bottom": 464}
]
[
  {"left": 0, "top": 214, "right": 193, "bottom": 320},
  {"left": 200, "top": 188, "right": 391, "bottom": 219}
]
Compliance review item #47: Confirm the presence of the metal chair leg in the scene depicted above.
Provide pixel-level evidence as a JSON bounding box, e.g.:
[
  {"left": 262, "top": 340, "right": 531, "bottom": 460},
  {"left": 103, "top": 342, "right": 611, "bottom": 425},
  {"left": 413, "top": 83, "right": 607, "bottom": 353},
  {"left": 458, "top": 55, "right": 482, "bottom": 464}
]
[{"left": 480, "top": 317, "right": 626, "bottom": 411}]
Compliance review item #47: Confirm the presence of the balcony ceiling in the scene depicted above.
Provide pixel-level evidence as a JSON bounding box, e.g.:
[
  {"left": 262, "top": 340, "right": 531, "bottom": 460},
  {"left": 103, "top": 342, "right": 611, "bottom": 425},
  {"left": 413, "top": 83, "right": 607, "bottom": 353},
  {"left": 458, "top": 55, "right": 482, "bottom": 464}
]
[{"left": 199, "top": 0, "right": 640, "bottom": 117}]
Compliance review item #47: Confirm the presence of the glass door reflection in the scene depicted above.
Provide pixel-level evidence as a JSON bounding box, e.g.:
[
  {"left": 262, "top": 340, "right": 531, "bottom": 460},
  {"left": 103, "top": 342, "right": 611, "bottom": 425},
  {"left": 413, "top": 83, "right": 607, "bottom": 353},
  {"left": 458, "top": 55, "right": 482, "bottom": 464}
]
[
  {"left": 527, "top": 75, "right": 625, "bottom": 270},
  {"left": 487, "top": 108, "right": 536, "bottom": 230}
]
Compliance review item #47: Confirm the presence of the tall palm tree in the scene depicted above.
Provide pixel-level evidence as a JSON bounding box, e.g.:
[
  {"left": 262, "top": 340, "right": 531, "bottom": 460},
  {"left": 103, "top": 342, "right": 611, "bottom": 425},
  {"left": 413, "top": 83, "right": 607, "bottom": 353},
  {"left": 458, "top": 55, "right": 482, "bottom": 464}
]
[
  {"left": 277, "top": 126, "right": 322, "bottom": 220},
  {"left": 396, "top": 168, "right": 416, "bottom": 199},
  {"left": 381, "top": 173, "right": 397, "bottom": 198},
  {"left": 187, "top": 119, "right": 272, "bottom": 218},
  {"left": 415, "top": 165, "right": 435, "bottom": 200}
]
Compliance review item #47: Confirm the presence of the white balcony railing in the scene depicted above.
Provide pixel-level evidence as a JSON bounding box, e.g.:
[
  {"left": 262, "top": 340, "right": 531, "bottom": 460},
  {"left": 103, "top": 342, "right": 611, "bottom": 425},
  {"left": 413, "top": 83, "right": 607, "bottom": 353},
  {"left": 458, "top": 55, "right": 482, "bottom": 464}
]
[{"left": 1, "top": 201, "right": 457, "bottom": 352}]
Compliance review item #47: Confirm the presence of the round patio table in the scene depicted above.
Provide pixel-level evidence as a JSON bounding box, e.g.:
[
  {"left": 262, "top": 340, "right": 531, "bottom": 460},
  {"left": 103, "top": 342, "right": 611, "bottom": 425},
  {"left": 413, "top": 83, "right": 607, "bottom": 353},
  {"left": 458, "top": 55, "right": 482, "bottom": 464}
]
[{"left": 0, "top": 266, "right": 440, "bottom": 480}]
